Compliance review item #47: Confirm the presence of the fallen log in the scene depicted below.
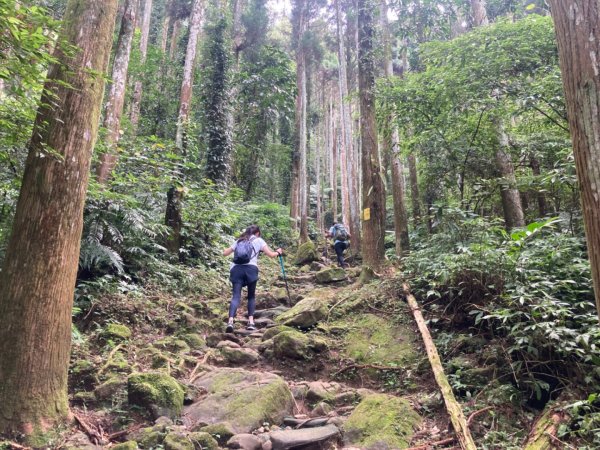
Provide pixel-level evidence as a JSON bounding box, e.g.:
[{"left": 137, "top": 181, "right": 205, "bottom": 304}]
[
  {"left": 403, "top": 284, "right": 477, "bottom": 450},
  {"left": 522, "top": 400, "right": 571, "bottom": 450}
]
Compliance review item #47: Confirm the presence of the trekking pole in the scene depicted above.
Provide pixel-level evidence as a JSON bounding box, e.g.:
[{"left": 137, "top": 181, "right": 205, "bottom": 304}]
[{"left": 278, "top": 254, "right": 292, "bottom": 307}]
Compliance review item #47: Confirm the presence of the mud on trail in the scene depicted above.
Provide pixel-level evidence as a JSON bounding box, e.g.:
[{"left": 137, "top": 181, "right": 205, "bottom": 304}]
[{"left": 64, "top": 253, "right": 456, "bottom": 450}]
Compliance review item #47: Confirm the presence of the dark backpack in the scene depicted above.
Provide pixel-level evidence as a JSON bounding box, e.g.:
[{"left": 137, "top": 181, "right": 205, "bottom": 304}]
[
  {"left": 334, "top": 224, "right": 349, "bottom": 241},
  {"left": 233, "top": 237, "right": 256, "bottom": 264}
]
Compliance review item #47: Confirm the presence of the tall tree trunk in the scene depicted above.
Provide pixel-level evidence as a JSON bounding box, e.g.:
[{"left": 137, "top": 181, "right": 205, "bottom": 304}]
[
  {"left": 470, "top": 0, "right": 489, "bottom": 26},
  {"left": 330, "top": 103, "right": 338, "bottom": 222},
  {"left": 96, "top": 0, "right": 138, "bottom": 184},
  {"left": 292, "top": 0, "right": 308, "bottom": 241},
  {"left": 408, "top": 152, "right": 421, "bottom": 223},
  {"left": 550, "top": 0, "right": 600, "bottom": 321},
  {"left": 160, "top": 0, "right": 172, "bottom": 53},
  {"left": 336, "top": 0, "right": 361, "bottom": 252},
  {"left": 381, "top": 0, "right": 409, "bottom": 256},
  {"left": 358, "top": 0, "right": 386, "bottom": 270},
  {"left": 496, "top": 120, "right": 525, "bottom": 229},
  {"left": 175, "top": 0, "right": 203, "bottom": 152},
  {"left": 0, "top": 0, "right": 118, "bottom": 436},
  {"left": 530, "top": 155, "right": 547, "bottom": 217},
  {"left": 130, "top": 0, "right": 153, "bottom": 131},
  {"left": 169, "top": 18, "right": 181, "bottom": 60}
]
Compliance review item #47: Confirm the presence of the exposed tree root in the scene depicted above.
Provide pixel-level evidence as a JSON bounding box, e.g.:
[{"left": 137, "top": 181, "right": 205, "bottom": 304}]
[
  {"left": 406, "top": 437, "right": 456, "bottom": 449},
  {"left": 333, "top": 363, "right": 406, "bottom": 377}
]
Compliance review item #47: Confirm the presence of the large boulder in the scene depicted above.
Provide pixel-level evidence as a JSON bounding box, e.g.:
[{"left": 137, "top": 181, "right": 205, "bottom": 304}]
[
  {"left": 128, "top": 372, "right": 185, "bottom": 419},
  {"left": 275, "top": 297, "right": 327, "bottom": 328},
  {"left": 270, "top": 330, "right": 328, "bottom": 360},
  {"left": 269, "top": 425, "right": 340, "bottom": 450},
  {"left": 343, "top": 393, "right": 421, "bottom": 449},
  {"left": 315, "top": 267, "right": 347, "bottom": 284},
  {"left": 219, "top": 346, "right": 260, "bottom": 365},
  {"left": 294, "top": 241, "right": 318, "bottom": 266},
  {"left": 183, "top": 368, "right": 293, "bottom": 434}
]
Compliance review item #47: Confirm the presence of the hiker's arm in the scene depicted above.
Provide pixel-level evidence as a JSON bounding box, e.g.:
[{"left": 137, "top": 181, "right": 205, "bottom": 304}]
[
  {"left": 223, "top": 247, "right": 234, "bottom": 256},
  {"left": 262, "top": 244, "right": 283, "bottom": 258}
]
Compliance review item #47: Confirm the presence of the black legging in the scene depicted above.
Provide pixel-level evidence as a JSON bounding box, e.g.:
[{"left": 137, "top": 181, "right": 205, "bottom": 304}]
[
  {"left": 334, "top": 241, "right": 349, "bottom": 267},
  {"left": 229, "top": 279, "right": 257, "bottom": 318}
]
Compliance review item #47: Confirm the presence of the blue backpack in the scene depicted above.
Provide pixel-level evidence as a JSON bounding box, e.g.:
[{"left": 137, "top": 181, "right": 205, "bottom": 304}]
[{"left": 233, "top": 237, "right": 256, "bottom": 264}]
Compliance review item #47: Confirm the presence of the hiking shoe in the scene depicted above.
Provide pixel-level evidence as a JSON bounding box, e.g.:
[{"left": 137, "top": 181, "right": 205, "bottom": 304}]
[
  {"left": 226, "top": 323, "right": 234, "bottom": 333},
  {"left": 246, "top": 323, "right": 257, "bottom": 331}
]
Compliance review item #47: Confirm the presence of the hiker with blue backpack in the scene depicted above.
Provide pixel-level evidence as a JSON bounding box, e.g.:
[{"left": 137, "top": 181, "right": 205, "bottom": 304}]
[
  {"left": 326, "top": 221, "right": 351, "bottom": 268},
  {"left": 223, "top": 225, "right": 283, "bottom": 333}
]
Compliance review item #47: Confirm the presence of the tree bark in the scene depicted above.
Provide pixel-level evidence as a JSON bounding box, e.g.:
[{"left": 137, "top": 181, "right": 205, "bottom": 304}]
[
  {"left": 496, "top": 121, "right": 525, "bottom": 229},
  {"left": 96, "top": 0, "right": 138, "bottom": 184},
  {"left": 130, "top": 0, "right": 153, "bottom": 131},
  {"left": 358, "top": 0, "right": 386, "bottom": 270},
  {"left": 0, "top": 0, "right": 118, "bottom": 435},
  {"left": 381, "top": 0, "right": 409, "bottom": 256},
  {"left": 408, "top": 152, "right": 421, "bottom": 223},
  {"left": 165, "top": 186, "right": 184, "bottom": 256},
  {"left": 175, "top": 0, "right": 203, "bottom": 152},
  {"left": 330, "top": 102, "right": 338, "bottom": 222},
  {"left": 160, "top": 0, "right": 172, "bottom": 53},
  {"left": 470, "top": 0, "right": 489, "bottom": 27},
  {"left": 529, "top": 155, "right": 548, "bottom": 217},
  {"left": 550, "top": 0, "right": 600, "bottom": 321},
  {"left": 335, "top": 0, "right": 360, "bottom": 251},
  {"left": 169, "top": 18, "right": 181, "bottom": 60}
]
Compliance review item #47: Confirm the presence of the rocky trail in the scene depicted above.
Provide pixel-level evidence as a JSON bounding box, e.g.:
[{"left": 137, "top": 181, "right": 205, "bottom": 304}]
[{"left": 65, "top": 244, "right": 455, "bottom": 450}]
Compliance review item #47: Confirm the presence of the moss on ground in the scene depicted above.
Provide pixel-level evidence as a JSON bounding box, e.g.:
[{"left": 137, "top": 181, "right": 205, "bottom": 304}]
[
  {"left": 127, "top": 372, "right": 185, "bottom": 418},
  {"left": 343, "top": 393, "right": 421, "bottom": 449}
]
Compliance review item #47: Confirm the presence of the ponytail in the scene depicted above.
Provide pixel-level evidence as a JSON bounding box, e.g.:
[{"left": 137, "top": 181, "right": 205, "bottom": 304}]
[{"left": 237, "top": 224, "right": 261, "bottom": 242}]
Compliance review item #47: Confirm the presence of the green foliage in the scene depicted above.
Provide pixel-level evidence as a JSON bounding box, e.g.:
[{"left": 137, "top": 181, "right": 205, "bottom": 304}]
[{"left": 403, "top": 208, "right": 600, "bottom": 398}]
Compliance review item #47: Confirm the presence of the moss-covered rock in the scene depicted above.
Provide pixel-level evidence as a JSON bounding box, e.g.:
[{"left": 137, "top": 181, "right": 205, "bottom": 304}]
[
  {"left": 94, "top": 376, "right": 126, "bottom": 401},
  {"left": 197, "top": 422, "right": 235, "bottom": 445},
  {"left": 343, "top": 314, "right": 417, "bottom": 369},
  {"left": 128, "top": 425, "right": 167, "bottom": 448},
  {"left": 275, "top": 297, "right": 327, "bottom": 328},
  {"left": 294, "top": 241, "right": 318, "bottom": 266},
  {"left": 273, "top": 330, "right": 311, "bottom": 359},
  {"left": 343, "top": 393, "right": 421, "bottom": 449},
  {"left": 184, "top": 368, "right": 293, "bottom": 434},
  {"left": 154, "top": 337, "right": 191, "bottom": 354},
  {"left": 179, "top": 333, "right": 206, "bottom": 350},
  {"left": 102, "top": 323, "right": 132, "bottom": 341},
  {"left": 188, "top": 432, "right": 219, "bottom": 450},
  {"left": 73, "top": 391, "right": 96, "bottom": 404},
  {"left": 315, "top": 267, "right": 347, "bottom": 283},
  {"left": 262, "top": 325, "right": 296, "bottom": 341},
  {"left": 128, "top": 372, "right": 185, "bottom": 419},
  {"left": 219, "top": 346, "right": 260, "bottom": 365},
  {"left": 164, "top": 431, "right": 194, "bottom": 450},
  {"left": 112, "top": 441, "right": 138, "bottom": 450}
]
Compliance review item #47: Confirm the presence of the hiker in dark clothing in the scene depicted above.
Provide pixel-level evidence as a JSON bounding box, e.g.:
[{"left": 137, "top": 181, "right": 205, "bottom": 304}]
[
  {"left": 326, "top": 222, "right": 351, "bottom": 268},
  {"left": 222, "top": 225, "right": 283, "bottom": 333}
]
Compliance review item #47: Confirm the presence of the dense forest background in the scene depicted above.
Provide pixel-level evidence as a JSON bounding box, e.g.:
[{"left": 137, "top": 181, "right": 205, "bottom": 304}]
[{"left": 1, "top": 0, "right": 600, "bottom": 448}]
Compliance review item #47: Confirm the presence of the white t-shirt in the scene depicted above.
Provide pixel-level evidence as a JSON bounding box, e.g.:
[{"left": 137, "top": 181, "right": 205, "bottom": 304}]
[{"left": 230, "top": 236, "right": 267, "bottom": 267}]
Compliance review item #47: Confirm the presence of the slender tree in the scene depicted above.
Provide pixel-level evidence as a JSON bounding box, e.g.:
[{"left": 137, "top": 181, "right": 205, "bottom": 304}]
[
  {"left": 160, "top": 0, "right": 172, "bottom": 53},
  {"left": 381, "top": 0, "right": 409, "bottom": 256},
  {"left": 97, "top": 0, "right": 138, "bottom": 184},
  {"left": 130, "top": 0, "right": 153, "bottom": 131},
  {"left": 470, "top": 0, "right": 489, "bottom": 27},
  {"left": 0, "top": 0, "right": 118, "bottom": 435},
  {"left": 495, "top": 119, "right": 525, "bottom": 229},
  {"left": 408, "top": 152, "right": 421, "bottom": 222},
  {"left": 358, "top": 0, "right": 386, "bottom": 270},
  {"left": 550, "top": 0, "right": 600, "bottom": 321},
  {"left": 175, "top": 0, "right": 203, "bottom": 151}
]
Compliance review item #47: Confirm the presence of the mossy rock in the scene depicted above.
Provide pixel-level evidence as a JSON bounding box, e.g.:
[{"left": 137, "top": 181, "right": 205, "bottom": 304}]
[
  {"left": 73, "top": 391, "right": 96, "bottom": 404},
  {"left": 343, "top": 393, "right": 421, "bottom": 449},
  {"left": 262, "top": 325, "right": 296, "bottom": 341},
  {"left": 275, "top": 297, "right": 327, "bottom": 328},
  {"left": 315, "top": 267, "right": 347, "bottom": 283},
  {"left": 128, "top": 425, "right": 167, "bottom": 448},
  {"left": 178, "top": 333, "right": 206, "bottom": 350},
  {"left": 188, "top": 432, "right": 219, "bottom": 450},
  {"left": 94, "top": 376, "right": 126, "bottom": 401},
  {"left": 128, "top": 372, "right": 185, "bottom": 419},
  {"left": 102, "top": 323, "right": 132, "bottom": 341},
  {"left": 154, "top": 337, "right": 191, "bottom": 354},
  {"left": 198, "top": 422, "right": 235, "bottom": 445},
  {"left": 219, "top": 346, "right": 260, "bottom": 365},
  {"left": 294, "top": 241, "right": 318, "bottom": 265},
  {"left": 103, "top": 352, "right": 132, "bottom": 375},
  {"left": 343, "top": 314, "right": 417, "bottom": 369},
  {"left": 112, "top": 441, "right": 138, "bottom": 450},
  {"left": 175, "top": 302, "right": 195, "bottom": 314},
  {"left": 184, "top": 368, "right": 293, "bottom": 434},
  {"left": 164, "top": 431, "right": 194, "bottom": 450},
  {"left": 272, "top": 330, "right": 311, "bottom": 360}
]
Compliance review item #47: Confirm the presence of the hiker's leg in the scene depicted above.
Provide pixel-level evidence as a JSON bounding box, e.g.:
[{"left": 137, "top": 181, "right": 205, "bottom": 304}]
[
  {"left": 334, "top": 242, "right": 345, "bottom": 267},
  {"left": 247, "top": 279, "right": 257, "bottom": 320},
  {"left": 228, "top": 281, "right": 243, "bottom": 318}
]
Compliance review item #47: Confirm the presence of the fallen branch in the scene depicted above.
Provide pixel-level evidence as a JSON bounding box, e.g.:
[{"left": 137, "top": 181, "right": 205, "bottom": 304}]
[
  {"left": 467, "top": 407, "right": 493, "bottom": 426},
  {"left": 403, "top": 284, "right": 477, "bottom": 450},
  {"left": 522, "top": 401, "right": 570, "bottom": 450},
  {"left": 333, "top": 363, "right": 405, "bottom": 377},
  {"left": 96, "top": 343, "right": 124, "bottom": 378},
  {"left": 5, "top": 442, "right": 30, "bottom": 450},
  {"left": 108, "top": 424, "right": 143, "bottom": 441},
  {"left": 405, "top": 437, "right": 456, "bottom": 449},
  {"left": 74, "top": 413, "right": 105, "bottom": 446}
]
